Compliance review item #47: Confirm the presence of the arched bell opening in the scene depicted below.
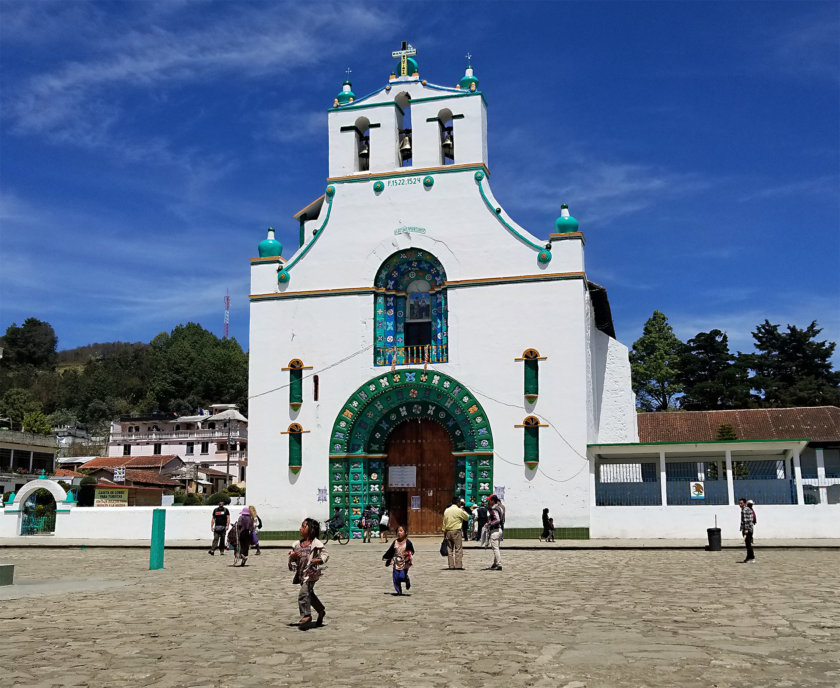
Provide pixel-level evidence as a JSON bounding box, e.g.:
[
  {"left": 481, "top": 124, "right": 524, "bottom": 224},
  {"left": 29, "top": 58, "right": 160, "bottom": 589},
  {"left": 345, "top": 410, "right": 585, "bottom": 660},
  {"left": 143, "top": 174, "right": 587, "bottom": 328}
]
[
  {"left": 438, "top": 108, "right": 454, "bottom": 165},
  {"left": 395, "top": 91, "right": 412, "bottom": 167},
  {"left": 354, "top": 116, "right": 370, "bottom": 172}
]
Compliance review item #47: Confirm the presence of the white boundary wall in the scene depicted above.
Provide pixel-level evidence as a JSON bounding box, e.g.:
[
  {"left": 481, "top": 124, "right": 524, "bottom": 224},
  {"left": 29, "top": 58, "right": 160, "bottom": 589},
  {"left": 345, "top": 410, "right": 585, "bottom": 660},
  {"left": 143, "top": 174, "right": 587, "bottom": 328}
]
[
  {"left": 2, "top": 503, "right": 838, "bottom": 540},
  {"left": 590, "top": 504, "right": 840, "bottom": 539},
  {"left": 1, "top": 506, "right": 218, "bottom": 542}
]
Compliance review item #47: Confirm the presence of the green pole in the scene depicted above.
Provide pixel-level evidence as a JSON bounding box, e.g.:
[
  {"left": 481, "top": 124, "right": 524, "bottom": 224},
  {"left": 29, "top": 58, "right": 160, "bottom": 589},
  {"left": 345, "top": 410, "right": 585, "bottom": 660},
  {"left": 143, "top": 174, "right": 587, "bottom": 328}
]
[{"left": 149, "top": 508, "right": 166, "bottom": 570}]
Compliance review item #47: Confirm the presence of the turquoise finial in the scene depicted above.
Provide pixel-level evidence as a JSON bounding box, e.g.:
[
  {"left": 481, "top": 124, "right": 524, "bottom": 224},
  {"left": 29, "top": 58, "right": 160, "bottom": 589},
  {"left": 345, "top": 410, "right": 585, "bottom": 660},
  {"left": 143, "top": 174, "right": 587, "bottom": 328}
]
[
  {"left": 335, "top": 78, "right": 355, "bottom": 105},
  {"left": 554, "top": 204, "right": 579, "bottom": 233},
  {"left": 258, "top": 227, "right": 283, "bottom": 258},
  {"left": 459, "top": 56, "right": 479, "bottom": 91}
]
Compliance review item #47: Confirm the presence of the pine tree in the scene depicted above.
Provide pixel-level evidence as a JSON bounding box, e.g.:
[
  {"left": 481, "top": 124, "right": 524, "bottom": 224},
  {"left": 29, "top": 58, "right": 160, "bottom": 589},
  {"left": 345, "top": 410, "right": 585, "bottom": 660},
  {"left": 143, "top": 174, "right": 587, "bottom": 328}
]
[
  {"left": 678, "top": 330, "right": 752, "bottom": 410},
  {"left": 630, "top": 311, "right": 684, "bottom": 411},
  {"left": 744, "top": 320, "right": 840, "bottom": 407}
]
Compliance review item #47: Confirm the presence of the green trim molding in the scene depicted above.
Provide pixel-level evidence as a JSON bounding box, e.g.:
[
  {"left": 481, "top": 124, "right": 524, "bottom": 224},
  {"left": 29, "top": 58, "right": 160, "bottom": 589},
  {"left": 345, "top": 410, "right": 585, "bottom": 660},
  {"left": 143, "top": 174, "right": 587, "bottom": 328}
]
[
  {"left": 279, "top": 185, "right": 336, "bottom": 282},
  {"left": 504, "top": 527, "right": 589, "bottom": 540},
  {"left": 474, "top": 171, "right": 549, "bottom": 259},
  {"left": 250, "top": 271, "right": 587, "bottom": 303},
  {"left": 327, "top": 162, "right": 489, "bottom": 185},
  {"left": 260, "top": 530, "right": 303, "bottom": 541},
  {"left": 588, "top": 438, "right": 810, "bottom": 448}
]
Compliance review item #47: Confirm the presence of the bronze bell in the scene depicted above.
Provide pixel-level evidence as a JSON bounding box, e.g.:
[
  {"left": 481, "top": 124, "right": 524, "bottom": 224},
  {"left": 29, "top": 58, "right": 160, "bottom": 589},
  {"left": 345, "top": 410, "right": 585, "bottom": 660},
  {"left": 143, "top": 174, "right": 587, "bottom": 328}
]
[
  {"left": 399, "top": 130, "right": 412, "bottom": 161},
  {"left": 441, "top": 129, "right": 454, "bottom": 158}
]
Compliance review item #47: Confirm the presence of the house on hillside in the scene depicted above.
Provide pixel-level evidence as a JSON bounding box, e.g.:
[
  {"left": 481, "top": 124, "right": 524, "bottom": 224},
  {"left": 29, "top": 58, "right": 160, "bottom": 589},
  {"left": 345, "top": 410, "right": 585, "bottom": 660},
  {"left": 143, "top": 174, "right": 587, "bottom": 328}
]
[
  {"left": 79, "top": 454, "right": 185, "bottom": 475},
  {"left": 106, "top": 404, "right": 247, "bottom": 483},
  {"left": 0, "top": 429, "right": 59, "bottom": 496}
]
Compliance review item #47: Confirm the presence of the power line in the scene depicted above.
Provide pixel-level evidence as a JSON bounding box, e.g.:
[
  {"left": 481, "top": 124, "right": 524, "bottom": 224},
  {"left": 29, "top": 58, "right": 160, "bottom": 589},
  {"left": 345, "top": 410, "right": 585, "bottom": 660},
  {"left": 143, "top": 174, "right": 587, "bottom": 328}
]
[{"left": 248, "top": 344, "right": 373, "bottom": 400}]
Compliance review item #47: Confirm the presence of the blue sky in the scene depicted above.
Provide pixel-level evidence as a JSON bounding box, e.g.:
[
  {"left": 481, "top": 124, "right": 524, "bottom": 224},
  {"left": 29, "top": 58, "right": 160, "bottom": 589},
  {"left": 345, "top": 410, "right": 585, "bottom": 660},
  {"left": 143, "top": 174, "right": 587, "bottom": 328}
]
[{"left": 1, "top": 1, "right": 838, "bottom": 364}]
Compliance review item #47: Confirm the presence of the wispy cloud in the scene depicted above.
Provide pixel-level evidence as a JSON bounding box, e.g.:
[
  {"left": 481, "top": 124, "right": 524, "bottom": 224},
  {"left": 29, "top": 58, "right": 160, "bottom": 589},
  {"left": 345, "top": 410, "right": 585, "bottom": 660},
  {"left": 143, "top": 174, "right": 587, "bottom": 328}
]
[
  {"left": 500, "top": 157, "right": 710, "bottom": 228},
  {"left": 769, "top": 7, "right": 840, "bottom": 80},
  {"left": 738, "top": 175, "right": 839, "bottom": 203},
  {"left": 4, "top": 4, "right": 392, "bottom": 160},
  {"left": 668, "top": 296, "right": 840, "bottom": 361}
]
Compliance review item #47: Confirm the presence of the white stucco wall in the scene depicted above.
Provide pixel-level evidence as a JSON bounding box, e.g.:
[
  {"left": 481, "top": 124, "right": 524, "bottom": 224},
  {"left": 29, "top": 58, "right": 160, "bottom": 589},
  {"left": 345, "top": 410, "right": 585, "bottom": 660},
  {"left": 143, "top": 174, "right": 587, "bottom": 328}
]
[
  {"left": 1, "top": 505, "right": 224, "bottom": 541},
  {"left": 590, "top": 504, "right": 840, "bottom": 539},
  {"left": 589, "top": 327, "right": 638, "bottom": 444}
]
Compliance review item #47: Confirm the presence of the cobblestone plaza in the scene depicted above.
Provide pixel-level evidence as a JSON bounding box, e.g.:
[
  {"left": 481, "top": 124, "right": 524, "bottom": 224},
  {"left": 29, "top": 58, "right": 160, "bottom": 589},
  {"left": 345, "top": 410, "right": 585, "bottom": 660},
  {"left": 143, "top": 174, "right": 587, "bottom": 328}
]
[{"left": 1, "top": 542, "right": 838, "bottom": 687}]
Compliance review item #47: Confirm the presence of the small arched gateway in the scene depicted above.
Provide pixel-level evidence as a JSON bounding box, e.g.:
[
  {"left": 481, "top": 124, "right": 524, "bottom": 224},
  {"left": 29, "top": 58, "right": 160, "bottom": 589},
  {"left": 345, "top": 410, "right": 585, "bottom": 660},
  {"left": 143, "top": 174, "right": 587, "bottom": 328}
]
[
  {"left": 329, "top": 369, "right": 493, "bottom": 536},
  {"left": 5, "top": 477, "right": 68, "bottom": 536}
]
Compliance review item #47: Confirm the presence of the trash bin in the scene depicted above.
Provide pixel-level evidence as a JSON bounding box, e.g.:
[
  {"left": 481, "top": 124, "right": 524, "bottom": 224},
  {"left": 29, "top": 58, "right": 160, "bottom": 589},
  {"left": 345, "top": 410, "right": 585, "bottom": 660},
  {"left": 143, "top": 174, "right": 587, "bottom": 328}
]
[{"left": 706, "top": 527, "right": 722, "bottom": 551}]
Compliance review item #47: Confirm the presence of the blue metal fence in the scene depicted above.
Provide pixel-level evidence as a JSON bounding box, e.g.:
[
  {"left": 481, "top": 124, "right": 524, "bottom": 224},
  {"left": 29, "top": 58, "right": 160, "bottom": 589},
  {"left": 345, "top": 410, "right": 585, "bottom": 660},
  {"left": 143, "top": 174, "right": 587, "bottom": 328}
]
[
  {"left": 732, "top": 478, "right": 797, "bottom": 505},
  {"left": 595, "top": 481, "right": 662, "bottom": 506},
  {"left": 666, "top": 479, "right": 729, "bottom": 505}
]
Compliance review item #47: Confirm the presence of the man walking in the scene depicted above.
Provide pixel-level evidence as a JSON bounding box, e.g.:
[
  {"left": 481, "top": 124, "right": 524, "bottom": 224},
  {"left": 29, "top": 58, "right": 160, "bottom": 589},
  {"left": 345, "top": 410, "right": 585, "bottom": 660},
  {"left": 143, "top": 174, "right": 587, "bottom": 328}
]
[
  {"left": 442, "top": 497, "right": 470, "bottom": 569},
  {"left": 476, "top": 499, "right": 489, "bottom": 546},
  {"left": 738, "top": 497, "right": 755, "bottom": 563},
  {"left": 486, "top": 494, "right": 503, "bottom": 570},
  {"left": 209, "top": 500, "right": 230, "bottom": 555}
]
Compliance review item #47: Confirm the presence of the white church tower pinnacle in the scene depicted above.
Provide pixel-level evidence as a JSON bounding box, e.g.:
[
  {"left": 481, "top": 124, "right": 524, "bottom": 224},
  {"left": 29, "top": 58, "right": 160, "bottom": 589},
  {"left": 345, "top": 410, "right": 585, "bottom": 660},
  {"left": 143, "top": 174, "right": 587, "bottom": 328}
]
[{"left": 327, "top": 42, "right": 488, "bottom": 177}]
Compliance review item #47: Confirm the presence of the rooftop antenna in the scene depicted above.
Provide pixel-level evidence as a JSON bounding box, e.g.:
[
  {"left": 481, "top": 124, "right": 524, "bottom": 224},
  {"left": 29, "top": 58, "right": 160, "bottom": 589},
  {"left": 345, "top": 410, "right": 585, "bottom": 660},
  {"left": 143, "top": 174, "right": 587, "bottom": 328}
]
[{"left": 223, "top": 289, "right": 230, "bottom": 339}]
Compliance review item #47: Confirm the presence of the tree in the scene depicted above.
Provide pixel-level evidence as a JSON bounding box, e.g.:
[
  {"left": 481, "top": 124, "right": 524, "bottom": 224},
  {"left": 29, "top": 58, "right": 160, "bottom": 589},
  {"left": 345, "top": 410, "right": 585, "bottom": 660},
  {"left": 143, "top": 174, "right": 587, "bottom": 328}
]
[
  {"left": 630, "top": 311, "right": 684, "bottom": 411},
  {"left": 47, "top": 408, "right": 79, "bottom": 428},
  {"left": 0, "top": 318, "right": 58, "bottom": 369},
  {"left": 147, "top": 323, "right": 248, "bottom": 414},
  {"left": 744, "top": 320, "right": 840, "bottom": 407},
  {"left": 0, "top": 388, "right": 42, "bottom": 426},
  {"left": 22, "top": 410, "right": 52, "bottom": 435},
  {"left": 678, "top": 330, "right": 752, "bottom": 410}
]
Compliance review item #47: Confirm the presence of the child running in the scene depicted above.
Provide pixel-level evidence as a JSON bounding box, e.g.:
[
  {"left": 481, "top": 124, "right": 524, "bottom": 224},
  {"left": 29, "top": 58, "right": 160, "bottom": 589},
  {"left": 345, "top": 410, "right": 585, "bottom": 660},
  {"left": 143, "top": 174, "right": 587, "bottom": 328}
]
[
  {"left": 382, "top": 525, "right": 414, "bottom": 595},
  {"left": 288, "top": 518, "right": 329, "bottom": 628}
]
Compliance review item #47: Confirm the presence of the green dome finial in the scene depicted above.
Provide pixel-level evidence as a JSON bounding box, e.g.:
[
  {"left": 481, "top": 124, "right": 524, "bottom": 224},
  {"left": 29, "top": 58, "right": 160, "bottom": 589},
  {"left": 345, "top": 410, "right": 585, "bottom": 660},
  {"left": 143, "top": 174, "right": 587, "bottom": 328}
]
[
  {"left": 335, "top": 77, "right": 355, "bottom": 106},
  {"left": 458, "top": 55, "right": 479, "bottom": 91},
  {"left": 554, "top": 204, "right": 579, "bottom": 233},
  {"left": 258, "top": 227, "right": 283, "bottom": 258}
]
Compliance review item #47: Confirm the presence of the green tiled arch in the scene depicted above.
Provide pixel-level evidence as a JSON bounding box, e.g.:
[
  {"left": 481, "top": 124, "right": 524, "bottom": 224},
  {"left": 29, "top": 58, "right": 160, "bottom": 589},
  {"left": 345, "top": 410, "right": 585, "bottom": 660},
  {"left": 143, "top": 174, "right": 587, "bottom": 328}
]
[{"left": 330, "top": 369, "right": 493, "bottom": 455}]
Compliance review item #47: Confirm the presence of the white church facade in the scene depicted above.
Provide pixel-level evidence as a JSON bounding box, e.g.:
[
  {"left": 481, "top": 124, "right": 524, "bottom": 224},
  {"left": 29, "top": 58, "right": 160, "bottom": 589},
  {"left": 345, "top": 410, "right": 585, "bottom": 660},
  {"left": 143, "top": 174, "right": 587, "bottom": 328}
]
[{"left": 246, "top": 45, "right": 638, "bottom": 537}]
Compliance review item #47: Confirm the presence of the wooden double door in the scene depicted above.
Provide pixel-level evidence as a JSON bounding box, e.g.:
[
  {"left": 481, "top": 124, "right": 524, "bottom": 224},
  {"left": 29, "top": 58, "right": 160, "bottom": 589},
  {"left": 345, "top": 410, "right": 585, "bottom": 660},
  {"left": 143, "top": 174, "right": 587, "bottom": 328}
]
[{"left": 385, "top": 420, "right": 454, "bottom": 535}]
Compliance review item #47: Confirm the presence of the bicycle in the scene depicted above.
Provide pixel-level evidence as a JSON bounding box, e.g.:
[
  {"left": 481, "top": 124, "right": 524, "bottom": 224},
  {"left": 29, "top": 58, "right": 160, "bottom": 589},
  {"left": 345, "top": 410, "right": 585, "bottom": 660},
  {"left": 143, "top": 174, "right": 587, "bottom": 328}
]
[{"left": 321, "top": 521, "right": 350, "bottom": 545}]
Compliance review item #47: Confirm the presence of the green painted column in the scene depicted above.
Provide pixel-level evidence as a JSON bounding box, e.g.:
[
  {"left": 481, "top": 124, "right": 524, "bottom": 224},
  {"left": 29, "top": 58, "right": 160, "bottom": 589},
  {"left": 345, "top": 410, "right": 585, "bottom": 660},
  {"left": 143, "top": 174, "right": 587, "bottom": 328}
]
[
  {"left": 290, "top": 368, "right": 303, "bottom": 409},
  {"left": 524, "top": 359, "right": 539, "bottom": 402},
  {"left": 289, "top": 432, "right": 302, "bottom": 474},
  {"left": 524, "top": 426, "right": 539, "bottom": 469},
  {"left": 149, "top": 508, "right": 166, "bottom": 570}
]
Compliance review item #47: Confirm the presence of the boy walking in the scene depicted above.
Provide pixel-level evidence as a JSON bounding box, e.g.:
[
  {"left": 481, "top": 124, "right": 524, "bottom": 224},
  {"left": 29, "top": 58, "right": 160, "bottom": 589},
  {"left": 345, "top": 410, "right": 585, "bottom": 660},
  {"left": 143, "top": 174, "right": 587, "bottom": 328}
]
[{"left": 739, "top": 498, "right": 755, "bottom": 563}]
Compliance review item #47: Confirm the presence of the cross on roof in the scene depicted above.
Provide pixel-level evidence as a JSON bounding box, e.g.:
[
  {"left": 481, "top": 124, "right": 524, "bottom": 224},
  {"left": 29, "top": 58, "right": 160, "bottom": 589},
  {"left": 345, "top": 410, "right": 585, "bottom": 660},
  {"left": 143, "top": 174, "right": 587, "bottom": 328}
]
[
  {"left": 466, "top": 52, "right": 472, "bottom": 62},
  {"left": 391, "top": 41, "right": 417, "bottom": 76},
  {"left": 345, "top": 67, "right": 352, "bottom": 79}
]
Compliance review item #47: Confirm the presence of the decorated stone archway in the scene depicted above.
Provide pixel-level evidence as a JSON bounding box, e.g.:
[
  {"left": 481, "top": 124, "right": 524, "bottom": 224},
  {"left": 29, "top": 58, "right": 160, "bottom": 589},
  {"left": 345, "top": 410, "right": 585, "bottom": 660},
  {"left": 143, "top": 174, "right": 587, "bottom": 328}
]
[{"left": 329, "top": 369, "right": 494, "bottom": 537}]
